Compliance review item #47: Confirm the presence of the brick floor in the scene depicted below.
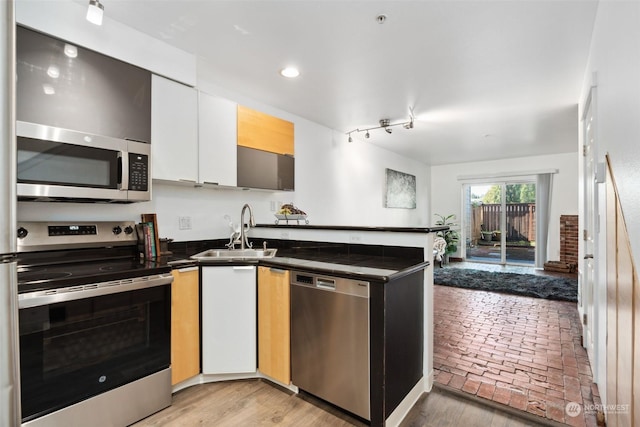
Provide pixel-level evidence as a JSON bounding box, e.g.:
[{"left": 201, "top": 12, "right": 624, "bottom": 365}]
[{"left": 434, "top": 284, "right": 601, "bottom": 426}]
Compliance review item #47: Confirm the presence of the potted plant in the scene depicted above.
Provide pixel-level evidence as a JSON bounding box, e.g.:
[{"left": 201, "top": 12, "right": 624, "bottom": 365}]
[
  {"left": 434, "top": 214, "right": 460, "bottom": 263},
  {"left": 480, "top": 230, "right": 494, "bottom": 242}
]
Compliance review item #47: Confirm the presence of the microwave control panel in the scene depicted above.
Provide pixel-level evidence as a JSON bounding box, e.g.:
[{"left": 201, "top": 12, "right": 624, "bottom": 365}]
[{"left": 129, "top": 153, "right": 149, "bottom": 191}]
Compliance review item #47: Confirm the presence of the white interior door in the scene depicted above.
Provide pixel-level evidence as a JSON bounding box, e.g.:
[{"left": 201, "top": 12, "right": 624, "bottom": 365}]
[{"left": 582, "top": 89, "right": 599, "bottom": 380}]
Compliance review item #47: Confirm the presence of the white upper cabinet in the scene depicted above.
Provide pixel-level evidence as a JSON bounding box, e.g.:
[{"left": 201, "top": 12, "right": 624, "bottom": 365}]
[
  {"left": 151, "top": 75, "right": 198, "bottom": 183},
  {"left": 198, "top": 92, "right": 238, "bottom": 187}
]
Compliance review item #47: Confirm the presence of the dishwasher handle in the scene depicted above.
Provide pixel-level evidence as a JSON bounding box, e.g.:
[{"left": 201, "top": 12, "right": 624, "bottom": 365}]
[
  {"left": 316, "top": 278, "right": 336, "bottom": 290},
  {"left": 291, "top": 271, "right": 369, "bottom": 298}
]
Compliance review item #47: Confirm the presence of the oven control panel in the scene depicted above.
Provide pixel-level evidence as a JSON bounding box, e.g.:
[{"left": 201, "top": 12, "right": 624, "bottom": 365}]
[
  {"left": 17, "top": 221, "right": 138, "bottom": 252},
  {"left": 48, "top": 224, "right": 97, "bottom": 236}
]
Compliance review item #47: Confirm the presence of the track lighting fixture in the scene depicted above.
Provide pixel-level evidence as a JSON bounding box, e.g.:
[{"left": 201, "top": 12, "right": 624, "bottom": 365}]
[
  {"left": 345, "top": 109, "right": 414, "bottom": 142},
  {"left": 86, "top": 0, "right": 104, "bottom": 26}
]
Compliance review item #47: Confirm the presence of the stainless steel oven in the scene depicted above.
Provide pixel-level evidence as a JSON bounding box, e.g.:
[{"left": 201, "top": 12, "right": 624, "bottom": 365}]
[
  {"left": 17, "top": 221, "right": 172, "bottom": 427},
  {"left": 17, "top": 122, "right": 151, "bottom": 203}
]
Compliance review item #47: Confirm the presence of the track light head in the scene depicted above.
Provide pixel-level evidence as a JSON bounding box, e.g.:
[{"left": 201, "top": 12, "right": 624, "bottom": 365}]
[
  {"left": 345, "top": 109, "right": 414, "bottom": 142},
  {"left": 86, "top": 0, "right": 104, "bottom": 25}
]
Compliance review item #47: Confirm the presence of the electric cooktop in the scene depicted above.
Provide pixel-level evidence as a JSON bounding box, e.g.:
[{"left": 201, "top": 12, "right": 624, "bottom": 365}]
[{"left": 16, "top": 220, "right": 171, "bottom": 294}]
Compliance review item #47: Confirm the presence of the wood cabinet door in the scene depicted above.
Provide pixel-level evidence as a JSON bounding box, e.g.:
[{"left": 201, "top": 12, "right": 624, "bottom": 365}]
[
  {"left": 258, "top": 266, "right": 291, "bottom": 384},
  {"left": 171, "top": 267, "right": 200, "bottom": 385},
  {"left": 237, "top": 105, "right": 294, "bottom": 155}
]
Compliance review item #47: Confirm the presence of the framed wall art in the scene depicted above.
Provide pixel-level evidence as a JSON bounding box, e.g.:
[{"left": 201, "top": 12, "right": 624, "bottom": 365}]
[{"left": 384, "top": 168, "right": 416, "bottom": 209}]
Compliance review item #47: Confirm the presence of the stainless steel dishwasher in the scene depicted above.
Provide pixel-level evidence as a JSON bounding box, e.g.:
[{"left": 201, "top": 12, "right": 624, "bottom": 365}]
[{"left": 290, "top": 271, "right": 370, "bottom": 421}]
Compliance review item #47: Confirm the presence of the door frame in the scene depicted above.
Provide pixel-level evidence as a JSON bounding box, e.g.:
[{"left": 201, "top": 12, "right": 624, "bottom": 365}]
[
  {"left": 461, "top": 179, "right": 536, "bottom": 266},
  {"left": 580, "top": 84, "right": 607, "bottom": 399}
]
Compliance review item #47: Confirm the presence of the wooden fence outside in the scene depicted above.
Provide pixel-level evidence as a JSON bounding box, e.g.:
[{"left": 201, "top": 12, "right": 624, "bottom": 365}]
[{"left": 472, "top": 203, "right": 536, "bottom": 242}]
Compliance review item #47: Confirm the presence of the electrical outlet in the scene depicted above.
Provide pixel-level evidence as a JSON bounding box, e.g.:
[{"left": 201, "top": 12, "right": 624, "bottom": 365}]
[
  {"left": 270, "top": 201, "right": 276, "bottom": 212},
  {"left": 178, "top": 216, "right": 192, "bottom": 230},
  {"left": 350, "top": 234, "right": 362, "bottom": 243},
  {"left": 281, "top": 231, "right": 289, "bottom": 239}
]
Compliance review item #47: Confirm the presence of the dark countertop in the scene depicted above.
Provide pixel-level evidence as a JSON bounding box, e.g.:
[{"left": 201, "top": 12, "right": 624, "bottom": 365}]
[
  {"left": 262, "top": 256, "right": 429, "bottom": 282},
  {"left": 191, "top": 256, "right": 428, "bottom": 283},
  {"left": 164, "top": 244, "right": 429, "bottom": 282},
  {"left": 255, "top": 224, "right": 449, "bottom": 233}
]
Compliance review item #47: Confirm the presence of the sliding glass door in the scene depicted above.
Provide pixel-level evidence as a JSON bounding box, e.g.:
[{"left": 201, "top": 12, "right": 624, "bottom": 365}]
[{"left": 463, "top": 182, "right": 536, "bottom": 265}]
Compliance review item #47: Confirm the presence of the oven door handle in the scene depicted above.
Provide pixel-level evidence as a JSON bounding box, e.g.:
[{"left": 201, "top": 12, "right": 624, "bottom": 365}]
[{"left": 18, "top": 273, "right": 173, "bottom": 309}]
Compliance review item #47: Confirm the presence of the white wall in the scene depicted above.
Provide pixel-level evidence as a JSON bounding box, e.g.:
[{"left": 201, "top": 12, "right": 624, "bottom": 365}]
[
  {"left": 430, "top": 152, "right": 578, "bottom": 261},
  {"left": 579, "top": 0, "right": 640, "bottom": 270},
  {"left": 576, "top": 1, "right": 640, "bottom": 407}
]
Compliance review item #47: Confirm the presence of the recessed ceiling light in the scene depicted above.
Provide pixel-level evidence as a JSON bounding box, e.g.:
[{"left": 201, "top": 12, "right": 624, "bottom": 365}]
[{"left": 280, "top": 67, "right": 300, "bottom": 78}]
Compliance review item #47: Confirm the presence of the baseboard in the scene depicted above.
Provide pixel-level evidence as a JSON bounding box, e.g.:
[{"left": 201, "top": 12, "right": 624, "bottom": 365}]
[{"left": 385, "top": 377, "right": 425, "bottom": 427}]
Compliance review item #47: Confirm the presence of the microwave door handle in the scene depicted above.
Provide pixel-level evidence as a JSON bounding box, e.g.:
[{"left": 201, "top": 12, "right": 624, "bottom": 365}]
[{"left": 118, "top": 151, "right": 129, "bottom": 191}]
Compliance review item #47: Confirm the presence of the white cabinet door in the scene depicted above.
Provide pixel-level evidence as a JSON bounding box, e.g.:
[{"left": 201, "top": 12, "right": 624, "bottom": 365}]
[
  {"left": 151, "top": 75, "right": 198, "bottom": 182},
  {"left": 198, "top": 92, "right": 237, "bottom": 187},
  {"left": 201, "top": 266, "right": 256, "bottom": 374}
]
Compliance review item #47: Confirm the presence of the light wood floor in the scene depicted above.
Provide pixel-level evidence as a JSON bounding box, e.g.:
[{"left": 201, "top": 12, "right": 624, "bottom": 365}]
[{"left": 132, "top": 379, "right": 547, "bottom": 426}]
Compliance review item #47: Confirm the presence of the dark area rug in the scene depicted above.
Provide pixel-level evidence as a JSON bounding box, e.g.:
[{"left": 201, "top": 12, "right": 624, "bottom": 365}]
[{"left": 433, "top": 268, "right": 578, "bottom": 302}]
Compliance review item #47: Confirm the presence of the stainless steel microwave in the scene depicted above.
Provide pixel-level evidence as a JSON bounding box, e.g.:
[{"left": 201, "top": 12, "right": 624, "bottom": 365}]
[{"left": 16, "top": 121, "right": 151, "bottom": 202}]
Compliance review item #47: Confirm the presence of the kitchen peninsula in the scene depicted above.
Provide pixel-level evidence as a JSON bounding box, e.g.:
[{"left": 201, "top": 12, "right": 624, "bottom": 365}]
[{"left": 171, "top": 224, "right": 446, "bottom": 427}]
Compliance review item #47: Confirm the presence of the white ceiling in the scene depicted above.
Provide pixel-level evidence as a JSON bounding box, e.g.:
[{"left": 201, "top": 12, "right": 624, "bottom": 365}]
[{"left": 92, "top": 0, "right": 598, "bottom": 166}]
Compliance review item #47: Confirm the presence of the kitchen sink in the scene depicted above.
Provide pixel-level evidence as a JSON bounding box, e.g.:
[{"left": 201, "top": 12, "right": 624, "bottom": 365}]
[{"left": 191, "top": 248, "right": 278, "bottom": 261}]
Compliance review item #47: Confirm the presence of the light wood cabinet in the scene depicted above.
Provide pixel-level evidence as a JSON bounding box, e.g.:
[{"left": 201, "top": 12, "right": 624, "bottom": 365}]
[
  {"left": 237, "top": 105, "right": 294, "bottom": 155},
  {"left": 257, "top": 266, "right": 291, "bottom": 384},
  {"left": 151, "top": 75, "right": 199, "bottom": 182},
  {"left": 201, "top": 266, "right": 257, "bottom": 374},
  {"left": 171, "top": 267, "right": 200, "bottom": 385},
  {"left": 198, "top": 92, "right": 238, "bottom": 187},
  {"left": 237, "top": 105, "right": 295, "bottom": 191}
]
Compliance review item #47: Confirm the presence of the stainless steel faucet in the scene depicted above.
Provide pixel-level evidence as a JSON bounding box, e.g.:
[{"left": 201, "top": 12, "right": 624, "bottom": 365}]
[{"left": 240, "top": 204, "right": 255, "bottom": 250}]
